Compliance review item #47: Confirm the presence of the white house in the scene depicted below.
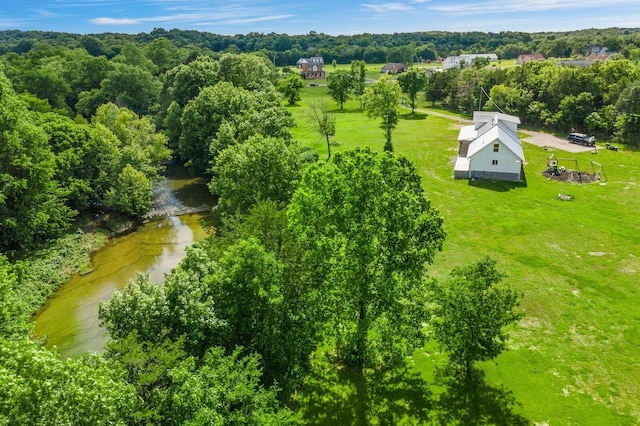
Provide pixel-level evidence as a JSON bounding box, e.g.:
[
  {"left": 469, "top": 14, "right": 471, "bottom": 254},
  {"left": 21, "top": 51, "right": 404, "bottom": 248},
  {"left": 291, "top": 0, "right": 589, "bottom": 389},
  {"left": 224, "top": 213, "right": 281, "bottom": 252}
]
[
  {"left": 454, "top": 112, "right": 525, "bottom": 181},
  {"left": 442, "top": 53, "right": 498, "bottom": 70}
]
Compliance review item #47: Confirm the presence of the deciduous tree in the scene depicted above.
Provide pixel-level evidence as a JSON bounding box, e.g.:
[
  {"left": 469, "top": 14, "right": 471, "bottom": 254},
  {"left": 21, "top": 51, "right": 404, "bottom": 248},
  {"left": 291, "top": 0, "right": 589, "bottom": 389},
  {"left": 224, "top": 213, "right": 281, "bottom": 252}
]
[
  {"left": 104, "top": 165, "right": 153, "bottom": 217},
  {"left": 327, "top": 70, "right": 353, "bottom": 109},
  {"left": 0, "top": 68, "right": 74, "bottom": 254},
  {"left": 350, "top": 59, "right": 367, "bottom": 97},
  {"left": 277, "top": 73, "right": 305, "bottom": 105},
  {"left": 288, "top": 148, "right": 446, "bottom": 370},
  {"left": 362, "top": 75, "right": 402, "bottom": 151},
  {"left": 397, "top": 67, "right": 427, "bottom": 113},
  {"left": 430, "top": 257, "right": 523, "bottom": 380},
  {"left": 204, "top": 238, "right": 316, "bottom": 397},
  {"left": 307, "top": 99, "right": 336, "bottom": 160},
  {"left": 0, "top": 339, "right": 136, "bottom": 425},
  {"left": 209, "top": 135, "right": 301, "bottom": 215}
]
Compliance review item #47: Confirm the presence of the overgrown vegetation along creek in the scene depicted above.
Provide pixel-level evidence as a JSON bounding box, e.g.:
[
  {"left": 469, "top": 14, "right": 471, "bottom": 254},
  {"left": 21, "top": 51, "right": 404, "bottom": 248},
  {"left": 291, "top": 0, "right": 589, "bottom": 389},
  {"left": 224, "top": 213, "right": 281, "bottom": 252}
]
[{"left": 33, "top": 164, "right": 215, "bottom": 357}]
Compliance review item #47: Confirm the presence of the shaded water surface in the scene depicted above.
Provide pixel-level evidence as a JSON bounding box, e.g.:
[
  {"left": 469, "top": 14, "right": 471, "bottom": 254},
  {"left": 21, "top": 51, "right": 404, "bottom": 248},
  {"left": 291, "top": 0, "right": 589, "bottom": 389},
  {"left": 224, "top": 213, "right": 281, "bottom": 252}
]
[{"left": 33, "top": 165, "right": 214, "bottom": 357}]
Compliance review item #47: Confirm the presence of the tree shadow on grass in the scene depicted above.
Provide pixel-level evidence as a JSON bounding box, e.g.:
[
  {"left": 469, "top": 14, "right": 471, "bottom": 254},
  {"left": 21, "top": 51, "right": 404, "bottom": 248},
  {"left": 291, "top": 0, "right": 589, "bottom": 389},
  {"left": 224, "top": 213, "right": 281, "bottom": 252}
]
[
  {"left": 293, "top": 353, "right": 432, "bottom": 425},
  {"left": 468, "top": 177, "right": 528, "bottom": 192},
  {"left": 400, "top": 111, "right": 428, "bottom": 121},
  {"left": 432, "top": 367, "right": 529, "bottom": 426}
]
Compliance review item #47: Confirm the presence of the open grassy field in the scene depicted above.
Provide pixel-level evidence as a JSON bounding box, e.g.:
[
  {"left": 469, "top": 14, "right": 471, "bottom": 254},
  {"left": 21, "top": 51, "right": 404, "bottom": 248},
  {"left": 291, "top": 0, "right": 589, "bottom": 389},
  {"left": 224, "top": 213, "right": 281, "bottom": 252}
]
[
  {"left": 311, "top": 59, "right": 518, "bottom": 81},
  {"left": 288, "top": 85, "right": 640, "bottom": 425}
]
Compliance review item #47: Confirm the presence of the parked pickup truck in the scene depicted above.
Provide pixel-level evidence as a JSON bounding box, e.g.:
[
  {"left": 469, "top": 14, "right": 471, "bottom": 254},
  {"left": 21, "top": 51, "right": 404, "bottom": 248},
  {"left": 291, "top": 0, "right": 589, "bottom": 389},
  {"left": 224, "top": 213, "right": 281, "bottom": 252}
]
[{"left": 567, "top": 132, "right": 596, "bottom": 146}]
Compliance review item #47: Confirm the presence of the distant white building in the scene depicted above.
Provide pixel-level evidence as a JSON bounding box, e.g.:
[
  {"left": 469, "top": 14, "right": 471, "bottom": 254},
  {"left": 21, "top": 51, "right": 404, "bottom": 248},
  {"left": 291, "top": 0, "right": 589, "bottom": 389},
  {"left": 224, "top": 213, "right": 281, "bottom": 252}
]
[
  {"left": 442, "top": 53, "right": 498, "bottom": 70},
  {"left": 454, "top": 112, "right": 525, "bottom": 181}
]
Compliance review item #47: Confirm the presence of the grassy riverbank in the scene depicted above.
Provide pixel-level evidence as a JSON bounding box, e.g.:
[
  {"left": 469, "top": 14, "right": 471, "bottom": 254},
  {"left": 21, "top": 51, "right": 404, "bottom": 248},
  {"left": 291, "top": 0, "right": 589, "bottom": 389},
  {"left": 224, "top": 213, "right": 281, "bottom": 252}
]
[
  {"left": 18, "top": 229, "right": 109, "bottom": 318},
  {"left": 289, "top": 86, "right": 640, "bottom": 424}
]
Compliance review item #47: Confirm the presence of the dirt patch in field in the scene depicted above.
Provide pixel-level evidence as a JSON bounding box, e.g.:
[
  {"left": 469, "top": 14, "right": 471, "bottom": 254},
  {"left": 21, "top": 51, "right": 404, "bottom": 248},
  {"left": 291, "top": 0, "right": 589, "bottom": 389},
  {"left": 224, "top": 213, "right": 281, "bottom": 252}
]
[{"left": 542, "top": 170, "right": 601, "bottom": 183}]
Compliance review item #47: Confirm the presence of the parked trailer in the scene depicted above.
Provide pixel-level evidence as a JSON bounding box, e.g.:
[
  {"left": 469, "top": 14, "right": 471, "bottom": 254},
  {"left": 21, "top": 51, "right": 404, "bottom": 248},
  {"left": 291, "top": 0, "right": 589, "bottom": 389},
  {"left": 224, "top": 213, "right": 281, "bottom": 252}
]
[{"left": 568, "top": 132, "right": 596, "bottom": 146}]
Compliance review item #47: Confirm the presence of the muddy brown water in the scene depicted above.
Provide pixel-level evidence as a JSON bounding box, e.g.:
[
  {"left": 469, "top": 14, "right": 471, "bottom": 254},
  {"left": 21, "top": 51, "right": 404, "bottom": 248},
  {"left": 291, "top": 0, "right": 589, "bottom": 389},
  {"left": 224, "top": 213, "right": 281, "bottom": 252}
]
[{"left": 33, "top": 164, "right": 215, "bottom": 358}]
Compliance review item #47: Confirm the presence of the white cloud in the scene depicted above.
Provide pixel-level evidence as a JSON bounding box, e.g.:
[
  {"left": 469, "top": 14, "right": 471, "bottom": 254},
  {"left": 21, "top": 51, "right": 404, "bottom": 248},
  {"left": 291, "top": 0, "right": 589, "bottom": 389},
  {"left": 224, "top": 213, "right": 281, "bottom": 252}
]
[
  {"left": 0, "top": 19, "right": 29, "bottom": 28},
  {"left": 91, "top": 9, "right": 294, "bottom": 27},
  {"left": 361, "top": 2, "right": 413, "bottom": 13},
  {"left": 91, "top": 17, "right": 142, "bottom": 25},
  {"left": 225, "top": 14, "right": 295, "bottom": 24},
  {"left": 431, "top": 0, "right": 639, "bottom": 14}
]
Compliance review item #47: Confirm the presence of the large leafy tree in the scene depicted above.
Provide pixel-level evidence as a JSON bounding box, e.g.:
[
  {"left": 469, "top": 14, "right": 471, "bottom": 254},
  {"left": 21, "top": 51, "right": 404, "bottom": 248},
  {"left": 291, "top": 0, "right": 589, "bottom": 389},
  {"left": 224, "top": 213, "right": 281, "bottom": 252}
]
[
  {"left": 216, "top": 52, "right": 278, "bottom": 89},
  {"left": 430, "top": 257, "right": 523, "bottom": 380},
  {"left": 287, "top": 148, "right": 446, "bottom": 370},
  {"left": 425, "top": 69, "right": 456, "bottom": 106},
  {"left": 327, "top": 69, "right": 353, "bottom": 109},
  {"left": 362, "top": 75, "right": 402, "bottom": 151},
  {"left": 104, "top": 333, "right": 297, "bottom": 424},
  {"left": 397, "top": 66, "right": 427, "bottom": 112},
  {"left": 0, "top": 67, "right": 74, "bottom": 254},
  {"left": 486, "top": 84, "right": 534, "bottom": 119},
  {"left": 35, "top": 113, "right": 97, "bottom": 209},
  {"left": 112, "top": 43, "right": 158, "bottom": 74},
  {"left": 209, "top": 135, "right": 301, "bottom": 215},
  {"left": 180, "top": 82, "right": 292, "bottom": 175},
  {"left": 0, "top": 339, "right": 136, "bottom": 425},
  {"left": 277, "top": 73, "right": 305, "bottom": 105},
  {"left": 99, "top": 63, "right": 161, "bottom": 116},
  {"left": 143, "top": 37, "right": 184, "bottom": 74},
  {"left": 104, "top": 164, "right": 153, "bottom": 217},
  {"left": 166, "top": 346, "right": 298, "bottom": 425},
  {"left": 553, "top": 91, "right": 596, "bottom": 131},
  {"left": 204, "top": 238, "right": 316, "bottom": 397},
  {"left": 159, "top": 55, "right": 219, "bottom": 112},
  {"left": 92, "top": 103, "right": 171, "bottom": 179},
  {"left": 350, "top": 59, "right": 367, "bottom": 98},
  {"left": 180, "top": 81, "right": 253, "bottom": 175},
  {"left": 101, "top": 235, "right": 315, "bottom": 400},
  {"left": 614, "top": 80, "right": 640, "bottom": 146}
]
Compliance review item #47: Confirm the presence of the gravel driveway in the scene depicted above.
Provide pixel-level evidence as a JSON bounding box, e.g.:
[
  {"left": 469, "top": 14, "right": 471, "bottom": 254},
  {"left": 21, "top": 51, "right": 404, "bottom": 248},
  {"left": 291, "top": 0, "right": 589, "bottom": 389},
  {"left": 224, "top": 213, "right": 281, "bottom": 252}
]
[{"left": 520, "top": 130, "right": 597, "bottom": 153}]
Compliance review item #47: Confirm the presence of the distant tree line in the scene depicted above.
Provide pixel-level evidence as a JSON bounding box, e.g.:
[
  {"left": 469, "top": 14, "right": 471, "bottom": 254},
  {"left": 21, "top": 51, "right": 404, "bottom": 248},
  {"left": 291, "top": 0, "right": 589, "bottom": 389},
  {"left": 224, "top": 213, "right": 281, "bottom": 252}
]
[{"left": 3, "top": 27, "right": 640, "bottom": 66}]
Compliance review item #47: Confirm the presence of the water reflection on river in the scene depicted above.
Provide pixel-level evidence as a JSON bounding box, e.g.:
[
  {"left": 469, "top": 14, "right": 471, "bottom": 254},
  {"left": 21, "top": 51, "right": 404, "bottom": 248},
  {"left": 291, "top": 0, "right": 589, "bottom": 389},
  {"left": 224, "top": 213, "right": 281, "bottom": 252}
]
[{"left": 33, "top": 165, "right": 214, "bottom": 358}]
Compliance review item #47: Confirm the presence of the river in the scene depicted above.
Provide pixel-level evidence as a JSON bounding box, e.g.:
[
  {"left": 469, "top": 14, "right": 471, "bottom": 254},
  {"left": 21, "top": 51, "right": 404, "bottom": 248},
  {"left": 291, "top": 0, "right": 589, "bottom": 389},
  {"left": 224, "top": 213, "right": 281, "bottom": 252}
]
[{"left": 33, "top": 164, "right": 215, "bottom": 358}]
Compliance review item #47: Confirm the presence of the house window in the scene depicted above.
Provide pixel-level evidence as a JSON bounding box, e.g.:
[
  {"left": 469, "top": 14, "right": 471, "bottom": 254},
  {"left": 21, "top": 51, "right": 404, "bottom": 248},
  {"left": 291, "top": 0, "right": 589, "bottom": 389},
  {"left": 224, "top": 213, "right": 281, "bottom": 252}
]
[
  {"left": 493, "top": 143, "right": 499, "bottom": 152},
  {"left": 492, "top": 159, "right": 499, "bottom": 165}
]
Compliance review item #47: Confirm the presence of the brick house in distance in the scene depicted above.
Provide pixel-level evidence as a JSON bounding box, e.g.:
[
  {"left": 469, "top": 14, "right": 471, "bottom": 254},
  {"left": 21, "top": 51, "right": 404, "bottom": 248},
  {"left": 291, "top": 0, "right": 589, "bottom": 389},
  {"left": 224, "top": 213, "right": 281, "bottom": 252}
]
[
  {"left": 516, "top": 53, "right": 545, "bottom": 64},
  {"left": 381, "top": 62, "right": 406, "bottom": 74},
  {"left": 588, "top": 47, "right": 617, "bottom": 61},
  {"left": 297, "top": 57, "right": 326, "bottom": 79}
]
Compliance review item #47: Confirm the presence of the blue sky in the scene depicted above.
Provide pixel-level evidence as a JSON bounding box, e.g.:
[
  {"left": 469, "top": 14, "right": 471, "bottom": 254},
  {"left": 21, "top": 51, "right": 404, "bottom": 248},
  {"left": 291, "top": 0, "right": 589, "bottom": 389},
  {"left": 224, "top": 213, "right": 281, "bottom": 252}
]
[{"left": 1, "top": 1, "right": 640, "bottom": 36}]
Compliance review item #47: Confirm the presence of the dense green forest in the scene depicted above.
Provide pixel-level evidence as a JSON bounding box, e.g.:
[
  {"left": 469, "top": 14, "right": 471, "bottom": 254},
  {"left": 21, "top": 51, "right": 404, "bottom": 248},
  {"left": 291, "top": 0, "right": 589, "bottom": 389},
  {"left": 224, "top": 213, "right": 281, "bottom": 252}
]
[
  {"left": 3, "top": 27, "right": 640, "bottom": 64},
  {"left": 1, "top": 28, "right": 640, "bottom": 423}
]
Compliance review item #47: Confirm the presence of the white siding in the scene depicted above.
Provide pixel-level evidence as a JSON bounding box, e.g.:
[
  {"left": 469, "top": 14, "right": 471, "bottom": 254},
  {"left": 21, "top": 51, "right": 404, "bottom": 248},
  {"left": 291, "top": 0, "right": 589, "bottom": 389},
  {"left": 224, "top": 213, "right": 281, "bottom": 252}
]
[{"left": 469, "top": 139, "right": 522, "bottom": 175}]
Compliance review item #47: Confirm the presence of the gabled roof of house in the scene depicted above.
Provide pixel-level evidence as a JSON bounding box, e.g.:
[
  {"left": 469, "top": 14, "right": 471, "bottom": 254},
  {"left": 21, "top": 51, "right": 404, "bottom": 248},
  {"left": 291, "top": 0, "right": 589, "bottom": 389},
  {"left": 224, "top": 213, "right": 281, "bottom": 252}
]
[
  {"left": 382, "top": 62, "right": 406, "bottom": 69},
  {"left": 518, "top": 53, "right": 545, "bottom": 61},
  {"left": 467, "top": 120, "right": 524, "bottom": 161},
  {"left": 473, "top": 111, "right": 521, "bottom": 126},
  {"left": 458, "top": 124, "right": 477, "bottom": 142},
  {"left": 460, "top": 112, "right": 521, "bottom": 141}
]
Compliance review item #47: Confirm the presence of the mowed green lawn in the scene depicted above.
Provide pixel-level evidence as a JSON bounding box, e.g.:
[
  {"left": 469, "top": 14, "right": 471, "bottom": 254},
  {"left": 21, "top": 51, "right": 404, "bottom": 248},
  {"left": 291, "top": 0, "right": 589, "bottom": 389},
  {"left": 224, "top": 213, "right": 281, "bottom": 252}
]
[{"left": 287, "top": 85, "right": 640, "bottom": 425}]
